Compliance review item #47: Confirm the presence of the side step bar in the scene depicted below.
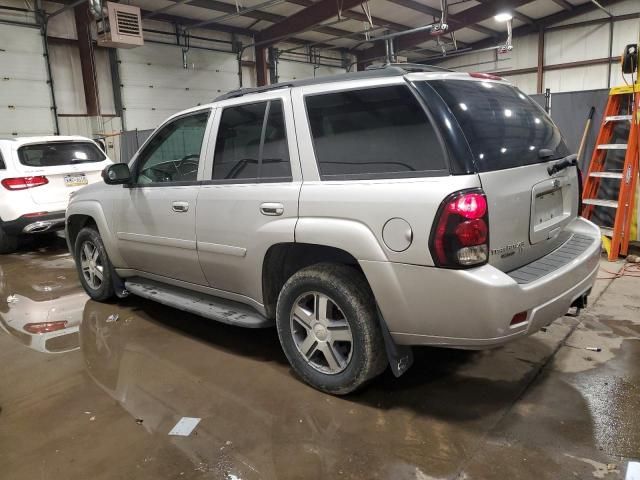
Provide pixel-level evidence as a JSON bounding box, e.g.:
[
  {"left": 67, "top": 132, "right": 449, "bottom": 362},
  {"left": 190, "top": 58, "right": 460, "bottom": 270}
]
[{"left": 124, "top": 278, "right": 273, "bottom": 328}]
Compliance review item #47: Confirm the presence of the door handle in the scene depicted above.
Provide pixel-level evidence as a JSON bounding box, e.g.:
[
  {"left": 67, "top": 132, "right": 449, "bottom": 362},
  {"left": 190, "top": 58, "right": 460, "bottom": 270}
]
[
  {"left": 172, "top": 201, "right": 189, "bottom": 213},
  {"left": 260, "top": 202, "right": 284, "bottom": 216}
]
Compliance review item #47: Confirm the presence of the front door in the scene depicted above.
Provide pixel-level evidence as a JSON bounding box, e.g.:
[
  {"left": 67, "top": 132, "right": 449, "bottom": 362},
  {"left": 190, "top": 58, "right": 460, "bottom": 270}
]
[
  {"left": 115, "top": 109, "right": 212, "bottom": 285},
  {"left": 196, "top": 92, "right": 301, "bottom": 304}
]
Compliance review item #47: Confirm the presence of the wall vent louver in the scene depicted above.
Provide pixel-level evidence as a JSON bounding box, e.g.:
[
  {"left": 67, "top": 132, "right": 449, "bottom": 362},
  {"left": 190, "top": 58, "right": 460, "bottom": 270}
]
[{"left": 97, "top": 2, "right": 144, "bottom": 49}]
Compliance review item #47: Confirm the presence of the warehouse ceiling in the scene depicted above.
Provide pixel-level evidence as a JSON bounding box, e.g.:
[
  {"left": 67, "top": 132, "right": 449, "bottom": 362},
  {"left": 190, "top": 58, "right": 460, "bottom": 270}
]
[{"left": 62, "top": 0, "right": 630, "bottom": 63}]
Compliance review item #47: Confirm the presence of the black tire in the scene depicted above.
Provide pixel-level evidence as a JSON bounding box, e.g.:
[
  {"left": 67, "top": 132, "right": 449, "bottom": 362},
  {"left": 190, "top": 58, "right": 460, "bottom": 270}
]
[
  {"left": 0, "top": 225, "right": 18, "bottom": 254},
  {"left": 74, "top": 227, "right": 115, "bottom": 301},
  {"left": 276, "top": 263, "right": 387, "bottom": 395}
]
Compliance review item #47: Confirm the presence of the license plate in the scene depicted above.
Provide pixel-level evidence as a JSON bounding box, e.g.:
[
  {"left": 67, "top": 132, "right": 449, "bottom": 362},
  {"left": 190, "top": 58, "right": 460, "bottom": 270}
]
[
  {"left": 534, "top": 188, "right": 563, "bottom": 225},
  {"left": 64, "top": 174, "right": 88, "bottom": 187}
]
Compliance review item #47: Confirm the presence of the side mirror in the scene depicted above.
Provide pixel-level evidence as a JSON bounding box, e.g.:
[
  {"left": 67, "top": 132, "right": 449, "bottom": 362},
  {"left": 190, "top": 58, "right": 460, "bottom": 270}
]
[{"left": 102, "top": 163, "right": 131, "bottom": 185}]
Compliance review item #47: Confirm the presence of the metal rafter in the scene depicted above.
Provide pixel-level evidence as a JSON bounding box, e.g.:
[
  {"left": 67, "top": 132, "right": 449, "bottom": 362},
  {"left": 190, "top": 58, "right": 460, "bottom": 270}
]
[
  {"left": 549, "top": 0, "right": 574, "bottom": 11},
  {"left": 286, "top": 0, "right": 409, "bottom": 32},
  {"left": 428, "top": 0, "right": 628, "bottom": 59},
  {"left": 165, "top": 0, "right": 352, "bottom": 38},
  {"left": 358, "top": 0, "right": 535, "bottom": 62},
  {"left": 255, "top": 0, "right": 367, "bottom": 47},
  {"left": 385, "top": 0, "right": 500, "bottom": 37}
]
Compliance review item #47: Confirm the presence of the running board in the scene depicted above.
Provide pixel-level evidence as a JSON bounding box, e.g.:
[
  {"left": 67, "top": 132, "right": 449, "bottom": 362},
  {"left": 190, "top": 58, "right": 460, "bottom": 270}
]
[{"left": 124, "top": 278, "right": 273, "bottom": 328}]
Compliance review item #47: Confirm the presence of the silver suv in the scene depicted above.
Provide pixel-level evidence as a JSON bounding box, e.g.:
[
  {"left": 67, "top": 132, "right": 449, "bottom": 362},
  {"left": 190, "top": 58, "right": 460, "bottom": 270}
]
[{"left": 66, "top": 65, "right": 601, "bottom": 394}]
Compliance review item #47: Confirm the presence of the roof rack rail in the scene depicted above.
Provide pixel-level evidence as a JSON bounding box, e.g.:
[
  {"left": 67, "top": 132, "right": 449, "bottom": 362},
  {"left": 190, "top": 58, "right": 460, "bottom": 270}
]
[
  {"left": 215, "top": 83, "right": 294, "bottom": 102},
  {"left": 366, "top": 62, "right": 454, "bottom": 73},
  {"left": 212, "top": 63, "right": 453, "bottom": 102}
]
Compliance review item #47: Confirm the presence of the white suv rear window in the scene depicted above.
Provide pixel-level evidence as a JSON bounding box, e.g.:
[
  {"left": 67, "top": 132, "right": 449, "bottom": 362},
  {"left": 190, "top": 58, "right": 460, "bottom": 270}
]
[{"left": 18, "top": 142, "right": 105, "bottom": 167}]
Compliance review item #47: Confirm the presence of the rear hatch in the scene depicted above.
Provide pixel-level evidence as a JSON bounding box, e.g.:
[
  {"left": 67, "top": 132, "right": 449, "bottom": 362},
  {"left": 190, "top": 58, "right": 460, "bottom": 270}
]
[
  {"left": 423, "top": 77, "right": 579, "bottom": 272},
  {"left": 16, "top": 141, "right": 110, "bottom": 207}
]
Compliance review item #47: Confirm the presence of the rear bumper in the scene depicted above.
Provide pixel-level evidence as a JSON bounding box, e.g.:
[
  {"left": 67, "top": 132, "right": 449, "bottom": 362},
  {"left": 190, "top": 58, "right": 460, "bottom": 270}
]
[
  {"left": 1, "top": 211, "right": 66, "bottom": 235},
  {"left": 361, "top": 217, "right": 601, "bottom": 349}
]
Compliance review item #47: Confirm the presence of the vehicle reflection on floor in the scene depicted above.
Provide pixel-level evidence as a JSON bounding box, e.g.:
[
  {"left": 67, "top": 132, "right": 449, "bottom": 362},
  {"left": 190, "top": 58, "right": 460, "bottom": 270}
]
[{"left": 0, "top": 242, "right": 87, "bottom": 354}]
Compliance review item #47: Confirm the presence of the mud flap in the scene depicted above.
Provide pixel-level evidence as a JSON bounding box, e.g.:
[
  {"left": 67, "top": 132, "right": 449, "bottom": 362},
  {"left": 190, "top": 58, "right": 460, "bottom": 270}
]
[
  {"left": 110, "top": 264, "right": 129, "bottom": 299},
  {"left": 376, "top": 306, "right": 413, "bottom": 377}
]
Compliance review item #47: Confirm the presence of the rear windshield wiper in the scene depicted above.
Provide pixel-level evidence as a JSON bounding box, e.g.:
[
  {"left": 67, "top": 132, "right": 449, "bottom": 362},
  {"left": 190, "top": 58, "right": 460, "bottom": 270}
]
[{"left": 547, "top": 154, "right": 577, "bottom": 176}]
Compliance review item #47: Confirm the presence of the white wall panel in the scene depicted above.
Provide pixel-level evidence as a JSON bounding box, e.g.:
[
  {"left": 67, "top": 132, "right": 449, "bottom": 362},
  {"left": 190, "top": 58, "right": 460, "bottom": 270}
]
[
  {"left": 544, "top": 64, "right": 609, "bottom": 93},
  {"left": 49, "top": 43, "right": 87, "bottom": 114},
  {"left": 544, "top": 24, "right": 609, "bottom": 65},
  {"left": 0, "top": 24, "right": 54, "bottom": 137},
  {"left": 502, "top": 73, "right": 538, "bottom": 94},
  {"left": 277, "top": 60, "right": 345, "bottom": 82},
  {"left": 118, "top": 43, "right": 240, "bottom": 130}
]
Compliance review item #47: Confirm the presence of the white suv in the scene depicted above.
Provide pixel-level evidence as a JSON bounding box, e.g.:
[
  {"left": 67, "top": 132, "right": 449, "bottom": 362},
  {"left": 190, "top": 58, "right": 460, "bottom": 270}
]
[{"left": 0, "top": 136, "right": 113, "bottom": 253}]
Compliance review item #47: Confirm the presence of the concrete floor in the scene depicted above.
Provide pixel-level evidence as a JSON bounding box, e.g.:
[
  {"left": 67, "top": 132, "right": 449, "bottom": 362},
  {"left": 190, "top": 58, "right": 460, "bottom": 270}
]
[{"left": 1, "top": 236, "right": 639, "bottom": 480}]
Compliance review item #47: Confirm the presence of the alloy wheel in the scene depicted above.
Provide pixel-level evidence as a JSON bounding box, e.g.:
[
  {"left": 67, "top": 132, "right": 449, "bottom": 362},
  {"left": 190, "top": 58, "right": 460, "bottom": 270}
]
[
  {"left": 80, "top": 240, "right": 104, "bottom": 290},
  {"left": 290, "top": 292, "right": 353, "bottom": 375}
]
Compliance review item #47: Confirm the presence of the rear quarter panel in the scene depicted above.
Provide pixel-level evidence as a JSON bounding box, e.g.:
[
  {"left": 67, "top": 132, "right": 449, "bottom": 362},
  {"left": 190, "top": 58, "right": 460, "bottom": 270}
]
[{"left": 298, "top": 176, "right": 481, "bottom": 265}]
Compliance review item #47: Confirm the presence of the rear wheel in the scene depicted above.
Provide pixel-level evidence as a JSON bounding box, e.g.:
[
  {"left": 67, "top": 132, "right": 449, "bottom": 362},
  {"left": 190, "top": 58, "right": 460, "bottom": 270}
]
[
  {"left": 0, "top": 225, "right": 18, "bottom": 254},
  {"left": 74, "top": 227, "right": 115, "bottom": 301},
  {"left": 276, "top": 263, "right": 387, "bottom": 395}
]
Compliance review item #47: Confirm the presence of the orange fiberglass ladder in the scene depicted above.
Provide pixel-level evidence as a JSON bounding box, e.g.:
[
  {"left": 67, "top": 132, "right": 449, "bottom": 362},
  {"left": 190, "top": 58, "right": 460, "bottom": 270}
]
[{"left": 581, "top": 82, "right": 640, "bottom": 261}]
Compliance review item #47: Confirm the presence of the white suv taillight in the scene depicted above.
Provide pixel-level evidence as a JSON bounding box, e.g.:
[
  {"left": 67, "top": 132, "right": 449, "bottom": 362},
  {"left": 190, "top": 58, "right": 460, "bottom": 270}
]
[
  {"left": 429, "top": 189, "right": 489, "bottom": 268},
  {"left": 1, "top": 176, "right": 49, "bottom": 190}
]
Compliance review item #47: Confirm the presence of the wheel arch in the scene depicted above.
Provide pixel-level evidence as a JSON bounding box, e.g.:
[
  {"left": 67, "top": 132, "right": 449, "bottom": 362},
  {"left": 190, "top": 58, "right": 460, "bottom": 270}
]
[
  {"left": 66, "top": 201, "right": 125, "bottom": 267},
  {"left": 261, "top": 242, "right": 365, "bottom": 320}
]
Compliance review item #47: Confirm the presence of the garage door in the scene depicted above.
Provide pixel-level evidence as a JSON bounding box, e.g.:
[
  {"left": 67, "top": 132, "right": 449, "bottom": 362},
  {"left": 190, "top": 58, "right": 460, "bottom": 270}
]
[
  {"left": 118, "top": 43, "right": 240, "bottom": 131},
  {"left": 0, "top": 25, "right": 56, "bottom": 137},
  {"left": 277, "top": 60, "right": 345, "bottom": 82}
]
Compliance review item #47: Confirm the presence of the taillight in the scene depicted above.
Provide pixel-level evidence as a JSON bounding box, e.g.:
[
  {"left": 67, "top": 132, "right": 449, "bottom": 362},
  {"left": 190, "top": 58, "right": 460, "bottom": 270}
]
[
  {"left": 24, "top": 321, "right": 68, "bottom": 334},
  {"left": 1, "top": 176, "right": 49, "bottom": 190},
  {"left": 430, "top": 189, "right": 489, "bottom": 268}
]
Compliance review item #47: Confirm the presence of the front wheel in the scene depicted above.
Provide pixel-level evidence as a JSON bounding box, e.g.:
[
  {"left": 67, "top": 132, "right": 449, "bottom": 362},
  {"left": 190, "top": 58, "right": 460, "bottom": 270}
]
[
  {"left": 74, "top": 227, "right": 115, "bottom": 301},
  {"left": 276, "top": 263, "right": 387, "bottom": 395}
]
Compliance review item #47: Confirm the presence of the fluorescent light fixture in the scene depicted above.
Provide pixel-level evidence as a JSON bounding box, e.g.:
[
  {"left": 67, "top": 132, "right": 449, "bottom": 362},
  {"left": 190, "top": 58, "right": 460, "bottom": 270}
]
[{"left": 494, "top": 12, "right": 513, "bottom": 22}]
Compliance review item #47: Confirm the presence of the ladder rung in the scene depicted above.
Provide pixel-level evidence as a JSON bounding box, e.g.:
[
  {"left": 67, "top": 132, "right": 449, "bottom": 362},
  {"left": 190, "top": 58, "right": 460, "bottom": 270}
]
[
  {"left": 599, "top": 226, "right": 614, "bottom": 237},
  {"left": 604, "top": 115, "right": 632, "bottom": 122},
  {"left": 589, "top": 171, "right": 623, "bottom": 179},
  {"left": 583, "top": 199, "right": 619, "bottom": 208},
  {"left": 597, "top": 144, "right": 628, "bottom": 150}
]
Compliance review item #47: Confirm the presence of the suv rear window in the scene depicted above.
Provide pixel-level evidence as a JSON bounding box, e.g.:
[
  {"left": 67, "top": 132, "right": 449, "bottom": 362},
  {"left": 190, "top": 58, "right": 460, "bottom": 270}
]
[
  {"left": 18, "top": 141, "right": 106, "bottom": 167},
  {"left": 422, "top": 80, "right": 569, "bottom": 172},
  {"left": 305, "top": 85, "right": 447, "bottom": 180}
]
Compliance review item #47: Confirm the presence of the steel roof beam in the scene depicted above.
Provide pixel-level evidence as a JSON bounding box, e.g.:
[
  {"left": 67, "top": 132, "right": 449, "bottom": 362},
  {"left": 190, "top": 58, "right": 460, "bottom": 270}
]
[
  {"left": 358, "top": 0, "right": 535, "bottom": 62},
  {"left": 255, "top": 0, "right": 366, "bottom": 47}
]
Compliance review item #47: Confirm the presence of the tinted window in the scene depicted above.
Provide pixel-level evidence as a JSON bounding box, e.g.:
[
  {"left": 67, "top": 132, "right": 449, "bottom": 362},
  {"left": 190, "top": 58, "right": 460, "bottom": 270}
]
[
  {"left": 213, "top": 102, "right": 265, "bottom": 180},
  {"left": 212, "top": 100, "right": 291, "bottom": 181},
  {"left": 18, "top": 142, "right": 106, "bottom": 167},
  {"left": 260, "top": 101, "right": 291, "bottom": 179},
  {"left": 423, "top": 80, "right": 569, "bottom": 172},
  {"left": 0, "top": 150, "right": 5, "bottom": 169},
  {"left": 136, "top": 111, "right": 209, "bottom": 184},
  {"left": 305, "top": 85, "right": 446, "bottom": 179}
]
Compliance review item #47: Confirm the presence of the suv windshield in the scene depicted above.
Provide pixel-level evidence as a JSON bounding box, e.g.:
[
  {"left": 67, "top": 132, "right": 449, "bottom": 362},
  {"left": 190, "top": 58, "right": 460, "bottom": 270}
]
[
  {"left": 419, "top": 80, "right": 569, "bottom": 172},
  {"left": 18, "top": 141, "right": 106, "bottom": 167}
]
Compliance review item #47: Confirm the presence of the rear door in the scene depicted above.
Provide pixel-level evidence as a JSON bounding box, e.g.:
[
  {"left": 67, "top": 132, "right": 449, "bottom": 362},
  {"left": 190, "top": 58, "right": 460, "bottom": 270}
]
[
  {"left": 422, "top": 78, "right": 579, "bottom": 272},
  {"left": 196, "top": 91, "right": 301, "bottom": 303},
  {"left": 15, "top": 141, "right": 111, "bottom": 208}
]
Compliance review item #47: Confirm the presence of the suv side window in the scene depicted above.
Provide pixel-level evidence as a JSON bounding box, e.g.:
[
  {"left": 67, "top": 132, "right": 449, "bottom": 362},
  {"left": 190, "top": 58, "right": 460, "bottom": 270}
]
[
  {"left": 0, "top": 150, "right": 5, "bottom": 169},
  {"left": 134, "top": 111, "right": 209, "bottom": 185},
  {"left": 305, "top": 85, "right": 447, "bottom": 180},
  {"left": 212, "top": 99, "right": 291, "bottom": 182}
]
